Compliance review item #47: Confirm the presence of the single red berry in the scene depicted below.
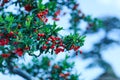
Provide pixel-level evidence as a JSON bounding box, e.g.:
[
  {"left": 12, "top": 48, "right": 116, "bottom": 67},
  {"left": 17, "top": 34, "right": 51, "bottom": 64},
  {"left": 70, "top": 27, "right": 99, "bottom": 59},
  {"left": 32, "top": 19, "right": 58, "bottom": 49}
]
[
  {"left": 54, "top": 65, "right": 60, "bottom": 69},
  {"left": 48, "top": 61, "right": 51, "bottom": 66},
  {"left": 34, "top": 29, "right": 37, "bottom": 32},
  {"left": 59, "top": 42, "right": 63, "bottom": 46},
  {"left": 24, "top": 46, "right": 30, "bottom": 50},
  {"left": 24, "top": 4, "right": 32, "bottom": 12},
  {"left": 17, "top": 24, "right": 21, "bottom": 29},
  {"left": 45, "top": 18, "right": 48, "bottom": 22},
  {"left": 70, "top": 45, "right": 75, "bottom": 50},
  {"left": 59, "top": 73, "right": 65, "bottom": 77},
  {"left": 50, "top": 36, "right": 55, "bottom": 41},
  {"left": 37, "top": 13, "right": 42, "bottom": 18},
  {"left": 73, "top": 4, "right": 79, "bottom": 10},
  {"left": 9, "top": 31, "right": 14, "bottom": 36},
  {"left": 42, "top": 45, "right": 47, "bottom": 50},
  {"left": 52, "top": 18, "right": 60, "bottom": 21},
  {"left": 80, "top": 50, "right": 82, "bottom": 54},
  {"left": 3, "top": 0, "right": 8, "bottom": 3},
  {"left": 74, "top": 46, "right": 80, "bottom": 51},
  {"left": 45, "top": 9, "right": 48, "bottom": 12},
  {"left": 48, "top": 37, "right": 51, "bottom": 41},
  {"left": 38, "top": 33, "right": 41, "bottom": 36},
  {"left": 64, "top": 72, "right": 70, "bottom": 76},
  {"left": 41, "top": 33, "right": 45, "bottom": 37},
  {"left": 55, "top": 37, "right": 61, "bottom": 40},
  {"left": 13, "top": 42, "right": 19, "bottom": 45},
  {"left": 54, "top": 10, "right": 60, "bottom": 16},
  {"left": 50, "top": 44, "right": 55, "bottom": 49},
  {"left": 45, "top": 41, "right": 49, "bottom": 44},
  {"left": 37, "top": 37, "right": 40, "bottom": 40}
]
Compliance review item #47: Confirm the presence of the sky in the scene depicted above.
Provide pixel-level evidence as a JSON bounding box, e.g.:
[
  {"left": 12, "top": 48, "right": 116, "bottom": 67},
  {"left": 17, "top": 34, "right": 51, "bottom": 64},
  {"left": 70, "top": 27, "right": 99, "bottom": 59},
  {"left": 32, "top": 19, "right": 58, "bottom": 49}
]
[{"left": 1, "top": 0, "right": 120, "bottom": 80}]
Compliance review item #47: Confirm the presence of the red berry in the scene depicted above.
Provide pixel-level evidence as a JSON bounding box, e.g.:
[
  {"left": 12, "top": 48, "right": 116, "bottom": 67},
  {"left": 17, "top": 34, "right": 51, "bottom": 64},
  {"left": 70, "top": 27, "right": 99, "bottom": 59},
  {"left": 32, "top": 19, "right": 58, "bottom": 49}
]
[
  {"left": 80, "top": 50, "right": 82, "bottom": 54},
  {"left": 48, "top": 37, "right": 51, "bottom": 41},
  {"left": 37, "top": 13, "right": 41, "bottom": 18},
  {"left": 70, "top": 45, "right": 75, "bottom": 50},
  {"left": 41, "top": 33, "right": 45, "bottom": 37},
  {"left": 48, "top": 61, "right": 50, "bottom": 66},
  {"left": 42, "top": 45, "right": 47, "bottom": 50},
  {"left": 54, "top": 65, "right": 60, "bottom": 69},
  {"left": 65, "top": 72, "right": 70, "bottom": 76},
  {"left": 17, "top": 24, "right": 21, "bottom": 29},
  {"left": 59, "top": 73, "right": 65, "bottom": 77},
  {"left": 45, "top": 41, "right": 49, "bottom": 44},
  {"left": 45, "top": 18, "right": 48, "bottom": 22},
  {"left": 9, "top": 31, "right": 14, "bottom": 36},
  {"left": 52, "top": 18, "right": 60, "bottom": 21},
  {"left": 50, "top": 36, "right": 55, "bottom": 41},
  {"left": 13, "top": 42, "right": 19, "bottom": 45},
  {"left": 73, "top": 4, "right": 79, "bottom": 10},
  {"left": 37, "top": 37, "right": 40, "bottom": 40},
  {"left": 24, "top": 46, "right": 30, "bottom": 50},
  {"left": 54, "top": 10, "right": 60, "bottom": 16},
  {"left": 55, "top": 37, "right": 61, "bottom": 40},
  {"left": 74, "top": 46, "right": 80, "bottom": 51},
  {"left": 3, "top": 0, "right": 8, "bottom": 3},
  {"left": 38, "top": 33, "right": 41, "bottom": 36},
  {"left": 50, "top": 44, "right": 55, "bottom": 49},
  {"left": 24, "top": 4, "right": 32, "bottom": 12}
]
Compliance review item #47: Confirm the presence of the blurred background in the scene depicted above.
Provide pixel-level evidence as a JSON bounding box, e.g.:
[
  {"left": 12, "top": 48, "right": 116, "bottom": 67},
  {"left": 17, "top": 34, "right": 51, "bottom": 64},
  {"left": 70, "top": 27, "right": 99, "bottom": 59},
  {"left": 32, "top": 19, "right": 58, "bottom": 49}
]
[{"left": 0, "top": 0, "right": 120, "bottom": 80}]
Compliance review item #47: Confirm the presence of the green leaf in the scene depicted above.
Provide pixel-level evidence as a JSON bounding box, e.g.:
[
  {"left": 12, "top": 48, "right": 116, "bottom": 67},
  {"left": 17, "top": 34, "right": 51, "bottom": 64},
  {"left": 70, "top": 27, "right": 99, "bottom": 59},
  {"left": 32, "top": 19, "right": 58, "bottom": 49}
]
[{"left": 0, "top": 57, "right": 3, "bottom": 66}]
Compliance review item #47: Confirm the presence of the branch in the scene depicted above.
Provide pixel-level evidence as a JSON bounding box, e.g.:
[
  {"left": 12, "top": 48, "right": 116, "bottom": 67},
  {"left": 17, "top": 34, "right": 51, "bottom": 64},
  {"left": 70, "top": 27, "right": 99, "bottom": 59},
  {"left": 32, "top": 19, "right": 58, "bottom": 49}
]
[{"left": 6, "top": 59, "right": 34, "bottom": 80}]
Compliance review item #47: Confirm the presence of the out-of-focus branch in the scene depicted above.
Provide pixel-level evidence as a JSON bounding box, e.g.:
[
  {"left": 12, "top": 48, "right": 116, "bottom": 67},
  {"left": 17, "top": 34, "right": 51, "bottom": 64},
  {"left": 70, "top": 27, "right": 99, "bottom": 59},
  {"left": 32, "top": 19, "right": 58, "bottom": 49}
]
[{"left": 6, "top": 59, "right": 34, "bottom": 80}]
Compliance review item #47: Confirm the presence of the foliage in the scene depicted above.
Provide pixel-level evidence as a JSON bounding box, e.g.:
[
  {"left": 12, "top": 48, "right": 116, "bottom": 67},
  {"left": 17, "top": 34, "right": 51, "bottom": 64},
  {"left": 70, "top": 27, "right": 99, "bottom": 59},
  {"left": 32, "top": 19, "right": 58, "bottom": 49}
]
[
  {"left": 0, "top": 0, "right": 103, "bottom": 80},
  {"left": 21, "top": 55, "right": 79, "bottom": 80}
]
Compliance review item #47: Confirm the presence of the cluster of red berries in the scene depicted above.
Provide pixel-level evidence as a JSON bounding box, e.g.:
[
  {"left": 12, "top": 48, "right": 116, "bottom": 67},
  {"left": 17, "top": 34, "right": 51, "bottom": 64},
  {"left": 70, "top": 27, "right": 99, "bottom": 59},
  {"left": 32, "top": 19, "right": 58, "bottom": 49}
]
[
  {"left": 14, "top": 48, "right": 23, "bottom": 57},
  {"left": 0, "top": 46, "right": 30, "bottom": 58},
  {"left": 0, "top": 54, "right": 10, "bottom": 58},
  {"left": 70, "top": 44, "right": 80, "bottom": 51},
  {"left": 0, "top": 31, "right": 31, "bottom": 57},
  {"left": 0, "top": 31, "right": 17, "bottom": 46},
  {"left": 37, "top": 33, "right": 64, "bottom": 54},
  {"left": 0, "top": 38, "right": 9, "bottom": 46},
  {"left": 70, "top": 45, "right": 82, "bottom": 55},
  {"left": 53, "top": 10, "right": 60, "bottom": 21},
  {"left": 53, "top": 64, "right": 70, "bottom": 78},
  {"left": 37, "top": 9, "right": 48, "bottom": 23},
  {"left": 37, "top": 33, "right": 82, "bottom": 54},
  {"left": 47, "top": 36, "right": 65, "bottom": 54},
  {"left": 37, "top": 33, "right": 45, "bottom": 40},
  {"left": 59, "top": 72, "right": 70, "bottom": 78},
  {"left": 13, "top": 46, "right": 30, "bottom": 57}
]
